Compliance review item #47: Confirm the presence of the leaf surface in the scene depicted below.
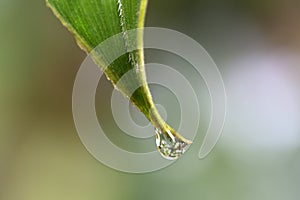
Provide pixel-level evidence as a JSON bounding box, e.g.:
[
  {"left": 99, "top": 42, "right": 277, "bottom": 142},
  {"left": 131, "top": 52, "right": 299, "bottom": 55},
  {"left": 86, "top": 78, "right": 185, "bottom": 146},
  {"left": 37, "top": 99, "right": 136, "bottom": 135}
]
[{"left": 46, "top": 0, "right": 191, "bottom": 146}]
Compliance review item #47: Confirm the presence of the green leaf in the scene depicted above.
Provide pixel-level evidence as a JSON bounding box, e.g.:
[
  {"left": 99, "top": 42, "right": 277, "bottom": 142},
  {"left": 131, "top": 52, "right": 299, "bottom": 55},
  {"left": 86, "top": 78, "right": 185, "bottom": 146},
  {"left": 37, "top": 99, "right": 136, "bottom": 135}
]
[{"left": 46, "top": 0, "right": 191, "bottom": 158}]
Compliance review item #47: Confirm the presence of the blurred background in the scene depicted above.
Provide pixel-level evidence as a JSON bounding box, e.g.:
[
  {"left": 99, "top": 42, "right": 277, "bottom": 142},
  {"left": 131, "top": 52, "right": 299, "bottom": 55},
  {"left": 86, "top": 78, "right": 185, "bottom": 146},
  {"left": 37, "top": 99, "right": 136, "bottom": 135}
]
[{"left": 1, "top": 0, "right": 300, "bottom": 199}]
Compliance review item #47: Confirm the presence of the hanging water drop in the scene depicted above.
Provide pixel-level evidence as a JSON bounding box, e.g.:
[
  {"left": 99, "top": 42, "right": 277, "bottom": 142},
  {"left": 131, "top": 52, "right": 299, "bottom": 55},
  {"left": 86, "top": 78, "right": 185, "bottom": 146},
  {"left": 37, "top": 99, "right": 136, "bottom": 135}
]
[{"left": 155, "top": 127, "right": 192, "bottom": 160}]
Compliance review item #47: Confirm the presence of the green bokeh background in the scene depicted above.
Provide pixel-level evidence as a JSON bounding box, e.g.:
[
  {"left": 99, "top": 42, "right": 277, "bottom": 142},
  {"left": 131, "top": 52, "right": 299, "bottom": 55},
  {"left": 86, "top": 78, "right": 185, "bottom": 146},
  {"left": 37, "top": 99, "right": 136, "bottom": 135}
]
[{"left": 1, "top": 0, "right": 300, "bottom": 199}]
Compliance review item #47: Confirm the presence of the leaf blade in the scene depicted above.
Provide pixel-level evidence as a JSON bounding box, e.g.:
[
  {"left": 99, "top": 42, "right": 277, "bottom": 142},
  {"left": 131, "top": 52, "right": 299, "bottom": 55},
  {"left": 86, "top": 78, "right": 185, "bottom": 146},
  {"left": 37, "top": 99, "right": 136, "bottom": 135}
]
[{"left": 46, "top": 0, "right": 192, "bottom": 153}]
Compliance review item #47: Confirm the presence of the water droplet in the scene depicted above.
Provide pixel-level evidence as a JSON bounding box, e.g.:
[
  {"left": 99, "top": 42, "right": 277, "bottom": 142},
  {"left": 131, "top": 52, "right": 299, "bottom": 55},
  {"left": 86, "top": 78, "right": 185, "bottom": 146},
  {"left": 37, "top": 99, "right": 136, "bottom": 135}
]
[{"left": 155, "top": 128, "right": 192, "bottom": 160}]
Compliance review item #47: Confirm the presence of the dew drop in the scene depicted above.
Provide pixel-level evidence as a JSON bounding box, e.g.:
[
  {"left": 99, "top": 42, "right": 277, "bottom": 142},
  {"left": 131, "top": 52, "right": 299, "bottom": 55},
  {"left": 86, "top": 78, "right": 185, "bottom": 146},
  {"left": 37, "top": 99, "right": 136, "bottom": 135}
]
[{"left": 155, "top": 128, "right": 192, "bottom": 160}]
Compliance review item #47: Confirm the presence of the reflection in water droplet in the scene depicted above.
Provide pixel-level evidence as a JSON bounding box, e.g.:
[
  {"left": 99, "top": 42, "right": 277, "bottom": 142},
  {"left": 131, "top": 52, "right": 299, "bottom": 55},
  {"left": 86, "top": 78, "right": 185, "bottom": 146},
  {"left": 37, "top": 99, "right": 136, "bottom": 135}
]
[{"left": 155, "top": 128, "right": 192, "bottom": 160}]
